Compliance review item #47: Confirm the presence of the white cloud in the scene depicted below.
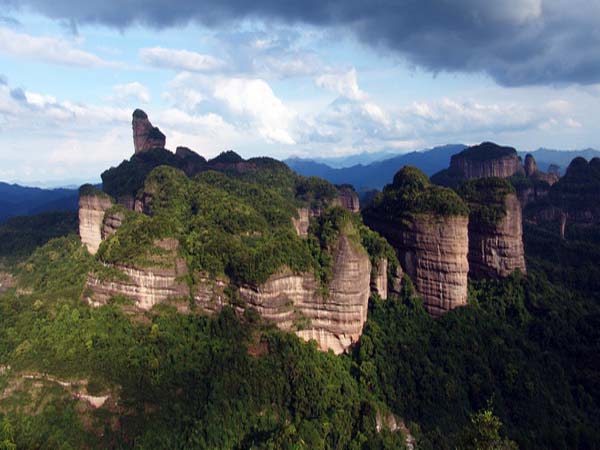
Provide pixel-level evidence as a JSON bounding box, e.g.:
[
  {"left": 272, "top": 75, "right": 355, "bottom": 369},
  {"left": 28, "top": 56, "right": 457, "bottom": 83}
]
[
  {"left": 0, "top": 26, "right": 119, "bottom": 68},
  {"left": 139, "top": 47, "right": 225, "bottom": 72},
  {"left": 110, "top": 82, "right": 151, "bottom": 104},
  {"left": 315, "top": 68, "right": 366, "bottom": 101}
]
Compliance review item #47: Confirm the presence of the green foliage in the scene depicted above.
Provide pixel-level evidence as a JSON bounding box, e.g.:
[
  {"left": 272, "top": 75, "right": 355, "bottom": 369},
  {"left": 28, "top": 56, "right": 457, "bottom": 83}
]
[
  {"left": 548, "top": 156, "right": 600, "bottom": 212},
  {"left": 366, "top": 166, "right": 469, "bottom": 222},
  {"left": 0, "top": 211, "right": 78, "bottom": 266},
  {"left": 78, "top": 183, "right": 110, "bottom": 199},
  {"left": 461, "top": 405, "right": 518, "bottom": 450},
  {"left": 296, "top": 176, "right": 339, "bottom": 210},
  {"left": 456, "top": 142, "right": 517, "bottom": 162},
  {"left": 458, "top": 177, "right": 515, "bottom": 227}
]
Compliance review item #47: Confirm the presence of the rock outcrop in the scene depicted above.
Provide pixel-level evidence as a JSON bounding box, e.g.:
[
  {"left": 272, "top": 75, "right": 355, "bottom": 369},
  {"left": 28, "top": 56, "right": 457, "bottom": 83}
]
[
  {"left": 79, "top": 191, "right": 114, "bottom": 255},
  {"left": 450, "top": 142, "right": 524, "bottom": 179},
  {"left": 335, "top": 186, "right": 360, "bottom": 212},
  {"left": 370, "top": 257, "right": 388, "bottom": 300},
  {"left": 239, "top": 234, "right": 371, "bottom": 354},
  {"left": 292, "top": 207, "right": 310, "bottom": 237},
  {"left": 85, "top": 239, "right": 189, "bottom": 310},
  {"left": 467, "top": 194, "right": 526, "bottom": 278},
  {"left": 369, "top": 216, "right": 469, "bottom": 317},
  {"left": 132, "top": 109, "right": 166, "bottom": 154},
  {"left": 101, "top": 210, "right": 124, "bottom": 240}
]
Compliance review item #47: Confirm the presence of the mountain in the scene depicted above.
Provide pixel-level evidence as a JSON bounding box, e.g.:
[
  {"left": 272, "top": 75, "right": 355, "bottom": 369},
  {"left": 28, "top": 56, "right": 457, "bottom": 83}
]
[
  {"left": 522, "top": 148, "right": 600, "bottom": 173},
  {"left": 285, "top": 144, "right": 467, "bottom": 191},
  {"left": 288, "top": 149, "right": 401, "bottom": 168},
  {"left": 0, "top": 182, "right": 80, "bottom": 223}
]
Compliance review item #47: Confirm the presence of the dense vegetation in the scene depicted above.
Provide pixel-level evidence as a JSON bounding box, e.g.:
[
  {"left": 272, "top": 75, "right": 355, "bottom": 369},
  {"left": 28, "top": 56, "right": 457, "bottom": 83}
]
[
  {"left": 0, "top": 211, "right": 78, "bottom": 266},
  {"left": 548, "top": 157, "right": 600, "bottom": 213},
  {"left": 458, "top": 177, "right": 515, "bottom": 227},
  {"left": 455, "top": 142, "right": 517, "bottom": 162},
  {"left": 0, "top": 236, "right": 407, "bottom": 449},
  {"left": 364, "top": 166, "right": 469, "bottom": 222}
]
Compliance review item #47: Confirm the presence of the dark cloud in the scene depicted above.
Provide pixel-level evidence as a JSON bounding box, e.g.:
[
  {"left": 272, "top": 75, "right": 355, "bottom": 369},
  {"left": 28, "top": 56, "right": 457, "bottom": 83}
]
[{"left": 3, "top": 0, "right": 600, "bottom": 86}]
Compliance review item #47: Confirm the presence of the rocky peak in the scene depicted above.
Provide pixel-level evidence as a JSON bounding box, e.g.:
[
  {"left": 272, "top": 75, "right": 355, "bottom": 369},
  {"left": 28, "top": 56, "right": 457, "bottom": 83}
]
[
  {"left": 132, "top": 109, "right": 166, "bottom": 154},
  {"left": 524, "top": 153, "right": 538, "bottom": 177},
  {"left": 450, "top": 142, "right": 525, "bottom": 179}
]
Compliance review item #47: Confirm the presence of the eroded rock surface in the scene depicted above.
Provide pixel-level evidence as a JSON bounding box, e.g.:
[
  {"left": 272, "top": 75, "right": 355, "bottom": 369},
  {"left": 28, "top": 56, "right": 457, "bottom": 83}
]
[
  {"left": 370, "top": 257, "right": 388, "bottom": 300},
  {"left": 240, "top": 234, "right": 371, "bottom": 354},
  {"left": 292, "top": 207, "right": 310, "bottom": 237},
  {"left": 468, "top": 194, "right": 526, "bottom": 278},
  {"left": 79, "top": 194, "right": 114, "bottom": 255},
  {"left": 335, "top": 186, "right": 360, "bottom": 212},
  {"left": 368, "top": 215, "right": 469, "bottom": 317},
  {"left": 132, "top": 109, "right": 166, "bottom": 154}
]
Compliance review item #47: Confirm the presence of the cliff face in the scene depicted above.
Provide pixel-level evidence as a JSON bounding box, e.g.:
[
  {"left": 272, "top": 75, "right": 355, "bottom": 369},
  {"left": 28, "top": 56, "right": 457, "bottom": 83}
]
[
  {"left": 79, "top": 195, "right": 114, "bottom": 255},
  {"left": 468, "top": 193, "right": 526, "bottom": 279},
  {"left": 85, "top": 239, "right": 189, "bottom": 310},
  {"left": 132, "top": 109, "right": 166, "bottom": 154},
  {"left": 240, "top": 234, "right": 371, "bottom": 354},
  {"left": 101, "top": 210, "right": 124, "bottom": 240},
  {"left": 368, "top": 215, "right": 469, "bottom": 317},
  {"left": 335, "top": 187, "right": 360, "bottom": 212},
  {"left": 292, "top": 207, "right": 310, "bottom": 237},
  {"left": 451, "top": 152, "right": 524, "bottom": 179},
  {"left": 370, "top": 257, "right": 388, "bottom": 300}
]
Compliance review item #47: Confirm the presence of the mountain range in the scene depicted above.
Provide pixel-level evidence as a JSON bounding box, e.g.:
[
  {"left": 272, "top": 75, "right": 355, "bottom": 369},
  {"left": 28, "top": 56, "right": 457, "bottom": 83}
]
[
  {"left": 0, "top": 182, "right": 79, "bottom": 223},
  {"left": 285, "top": 145, "right": 600, "bottom": 192}
]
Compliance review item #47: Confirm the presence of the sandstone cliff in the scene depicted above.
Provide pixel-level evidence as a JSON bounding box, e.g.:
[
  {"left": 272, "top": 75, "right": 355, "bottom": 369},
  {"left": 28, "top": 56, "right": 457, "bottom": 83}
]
[
  {"left": 292, "top": 207, "right": 310, "bottom": 237},
  {"left": 467, "top": 194, "right": 526, "bottom": 278},
  {"left": 239, "top": 234, "right": 371, "bottom": 354},
  {"left": 450, "top": 142, "right": 524, "bottom": 179},
  {"left": 370, "top": 257, "right": 388, "bottom": 300},
  {"left": 368, "top": 215, "right": 469, "bottom": 316},
  {"left": 85, "top": 239, "right": 190, "bottom": 310},
  {"left": 364, "top": 166, "right": 469, "bottom": 316},
  {"left": 335, "top": 186, "right": 360, "bottom": 212},
  {"left": 132, "top": 109, "right": 166, "bottom": 154},
  {"left": 78, "top": 190, "right": 114, "bottom": 255}
]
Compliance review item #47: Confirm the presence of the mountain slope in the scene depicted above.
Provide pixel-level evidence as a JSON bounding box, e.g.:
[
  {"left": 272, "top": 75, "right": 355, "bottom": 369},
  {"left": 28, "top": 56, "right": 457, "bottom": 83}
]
[{"left": 0, "top": 182, "right": 79, "bottom": 223}]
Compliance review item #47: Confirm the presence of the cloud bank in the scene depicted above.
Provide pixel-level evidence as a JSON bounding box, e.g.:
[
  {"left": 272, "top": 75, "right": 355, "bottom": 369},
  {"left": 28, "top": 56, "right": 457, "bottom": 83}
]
[{"left": 3, "top": 0, "right": 600, "bottom": 86}]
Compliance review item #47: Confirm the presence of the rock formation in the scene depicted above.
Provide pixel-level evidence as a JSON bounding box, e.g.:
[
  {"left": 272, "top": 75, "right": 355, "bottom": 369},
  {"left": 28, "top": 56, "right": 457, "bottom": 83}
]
[
  {"left": 85, "top": 239, "right": 189, "bottom": 310},
  {"left": 240, "top": 233, "right": 371, "bottom": 354},
  {"left": 292, "top": 207, "right": 310, "bottom": 237},
  {"left": 450, "top": 142, "right": 525, "bottom": 179},
  {"left": 370, "top": 257, "right": 388, "bottom": 300},
  {"left": 364, "top": 167, "right": 469, "bottom": 316},
  {"left": 101, "top": 210, "right": 124, "bottom": 240},
  {"left": 335, "top": 186, "right": 360, "bottom": 212},
  {"left": 78, "top": 189, "right": 114, "bottom": 255},
  {"left": 132, "top": 109, "right": 166, "bottom": 154},
  {"left": 369, "top": 216, "right": 469, "bottom": 316},
  {"left": 458, "top": 178, "right": 526, "bottom": 278}
]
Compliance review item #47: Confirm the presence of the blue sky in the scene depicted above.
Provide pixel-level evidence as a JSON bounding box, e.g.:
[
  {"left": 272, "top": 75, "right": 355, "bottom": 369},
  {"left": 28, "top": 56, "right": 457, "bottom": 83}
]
[{"left": 1, "top": 1, "right": 599, "bottom": 185}]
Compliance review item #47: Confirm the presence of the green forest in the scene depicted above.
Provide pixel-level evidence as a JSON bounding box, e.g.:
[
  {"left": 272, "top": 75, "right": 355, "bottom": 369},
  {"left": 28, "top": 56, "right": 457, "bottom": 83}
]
[{"left": 0, "top": 156, "right": 599, "bottom": 449}]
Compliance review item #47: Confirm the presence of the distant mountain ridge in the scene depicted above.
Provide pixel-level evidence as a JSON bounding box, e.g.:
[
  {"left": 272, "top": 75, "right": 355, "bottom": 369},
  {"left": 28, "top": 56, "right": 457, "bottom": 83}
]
[
  {"left": 285, "top": 145, "right": 600, "bottom": 192},
  {"left": 0, "top": 182, "right": 80, "bottom": 223}
]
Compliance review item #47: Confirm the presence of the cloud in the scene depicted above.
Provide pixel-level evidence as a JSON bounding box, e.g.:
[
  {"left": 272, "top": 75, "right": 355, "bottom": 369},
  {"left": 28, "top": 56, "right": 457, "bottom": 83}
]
[
  {"left": 110, "top": 82, "right": 150, "bottom": 104},
  {"left": 4, "top": 0, "right": 600, "bottom": 86},
  {"left": 164, "top": 73, "right": 297, "bottom": 145},
  {"left": 0, "top": 26, "right": 119, "bottom": 67},
  {"left": 140, "top": 47, "right": 225, "bottom": 72},
  {"left": 315, "top": 69, "right": 365, "bottom": 101}
]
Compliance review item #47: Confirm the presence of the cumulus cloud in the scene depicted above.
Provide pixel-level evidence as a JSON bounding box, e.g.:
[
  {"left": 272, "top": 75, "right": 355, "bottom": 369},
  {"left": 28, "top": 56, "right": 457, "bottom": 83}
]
[
  {"left": 110, "top": 82, "right": 151, "bottom": 104},
  {"left": 139, "top": 47, "right": 225, "bottom": 72},
  {"left": 315, "top": 69, "right": 365, "bottom": 101},
  {"left": 3, "top": 0, "right": 600, "bottom": 86},
  {"left": 0, "top": 26, "right": 119, "bottom": 67}
]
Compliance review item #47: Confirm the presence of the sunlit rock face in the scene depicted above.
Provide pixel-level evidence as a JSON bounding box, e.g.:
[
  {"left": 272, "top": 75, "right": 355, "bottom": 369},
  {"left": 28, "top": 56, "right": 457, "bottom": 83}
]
[
  {"left": 79, "top": 194, "right": 113, "bottom": 255},
  {"left": 132, "top": 109, "right": 166, "bottom": 154},
  {"left": 370, "top": 257, "right": 388, "bottom": 300},
  {"left": 239, "top": 234, "right": 371, "bottom": 354},
  {"left": 368, "top": 215, "right": 469, "bottom": 317},
  {"left": 451, "top": 149, "right": 524, "bottom": 179},
  {"left": 85, "top": 239, "right": 190, "bottom": 310},
  {"left": 292, "top": 207, "right": 310, "bottom": 237},
  {"left": 468, "top": 193, "right": 526, "bottom": 279}
]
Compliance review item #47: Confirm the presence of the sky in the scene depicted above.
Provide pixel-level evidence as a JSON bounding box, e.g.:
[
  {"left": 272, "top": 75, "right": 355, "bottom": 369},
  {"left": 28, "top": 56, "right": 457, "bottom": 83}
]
[{"left": 0, "top": 0, "right": 599, "bottom": 185}]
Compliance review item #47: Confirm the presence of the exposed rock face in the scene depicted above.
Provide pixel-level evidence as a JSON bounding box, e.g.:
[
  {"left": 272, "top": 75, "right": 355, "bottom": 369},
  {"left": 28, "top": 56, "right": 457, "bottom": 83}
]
[
  {"left": 240, "top": 234, "right": 371, "bottom": 354},
  {"left": 79, "top": 194, "right": 113, "bottom": 255},
  {"left": 132, "top": 109, "right": 166, "bottom": 154},
  {"left": 0, "top": 271, "right": 15, "bottom": 293},
  {"left": 468, "top": 194, "right": 526, "bottom": 278},
  {"left": 368, "top": 215, "right": 469, "bottom": 317},
  {"left": 451, "top": 151, "right": 524, "bottom": 179},
  {"left": 292, "top": 207, "right": 310, "bottom": 237},
  {"left": 335, "top": 186, "right": 360, "bottom": 212},
  {"left": 524, "top": 153, "right": 537, "bottom": 177},
  {"left": 85, "top": 239, "right": 189, "bottom": 310},
  {"left": 370, "top": 257, "right": 388, "bottom": 300},
  {"left": 101, "top": 210, "right": 124, "bottom": 240}
]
